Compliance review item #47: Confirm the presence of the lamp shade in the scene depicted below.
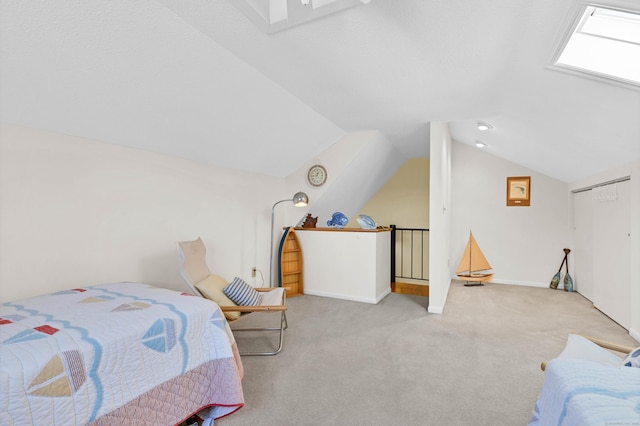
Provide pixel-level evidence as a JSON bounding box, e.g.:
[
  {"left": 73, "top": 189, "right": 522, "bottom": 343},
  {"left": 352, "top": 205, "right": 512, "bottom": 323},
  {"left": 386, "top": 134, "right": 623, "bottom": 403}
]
[{"left": 292, "top": 191, "right": 309, "bottom": 207}]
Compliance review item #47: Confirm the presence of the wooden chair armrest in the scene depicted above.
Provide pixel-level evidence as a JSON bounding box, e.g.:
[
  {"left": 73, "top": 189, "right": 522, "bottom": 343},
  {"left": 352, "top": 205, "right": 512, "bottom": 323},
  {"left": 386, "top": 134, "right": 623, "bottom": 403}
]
[
  {"left": 220, "top": 305, "right": 287, "bottom": 313},
  {"left": 579, "top": 335, "right": 635, "bottom": 354},
  {"left": 254, "top": 287, "right": 285, "bottom": 292}
]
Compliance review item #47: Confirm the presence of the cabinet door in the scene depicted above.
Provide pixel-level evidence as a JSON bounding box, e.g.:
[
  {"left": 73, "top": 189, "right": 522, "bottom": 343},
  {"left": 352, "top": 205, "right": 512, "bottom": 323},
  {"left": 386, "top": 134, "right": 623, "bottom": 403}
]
[{"left": 592, "top": 181, "right": 631, "bottom": 329}]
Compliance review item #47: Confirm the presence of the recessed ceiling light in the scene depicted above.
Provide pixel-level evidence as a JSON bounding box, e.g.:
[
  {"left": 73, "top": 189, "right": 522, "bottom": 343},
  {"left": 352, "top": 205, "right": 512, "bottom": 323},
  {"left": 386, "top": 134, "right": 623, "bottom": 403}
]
[
  {"left": 477, "top": 122, "right": 492, "bottom": 131},
  {"left": 475, "top": 141, "right": 487, "bottom": 148}
]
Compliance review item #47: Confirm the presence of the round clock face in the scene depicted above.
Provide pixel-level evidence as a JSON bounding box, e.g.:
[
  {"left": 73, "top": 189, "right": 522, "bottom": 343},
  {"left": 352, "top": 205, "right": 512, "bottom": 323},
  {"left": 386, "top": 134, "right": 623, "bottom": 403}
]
[{"left": 307, "top": 165, "right": 327, "bottom": 187}]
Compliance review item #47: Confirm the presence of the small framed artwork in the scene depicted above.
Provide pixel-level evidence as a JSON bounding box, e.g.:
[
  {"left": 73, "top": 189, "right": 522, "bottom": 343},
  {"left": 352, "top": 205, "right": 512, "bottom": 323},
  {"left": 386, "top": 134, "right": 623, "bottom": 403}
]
[{"left": 506, "top": 176, "right": 531, "bottom": 206}]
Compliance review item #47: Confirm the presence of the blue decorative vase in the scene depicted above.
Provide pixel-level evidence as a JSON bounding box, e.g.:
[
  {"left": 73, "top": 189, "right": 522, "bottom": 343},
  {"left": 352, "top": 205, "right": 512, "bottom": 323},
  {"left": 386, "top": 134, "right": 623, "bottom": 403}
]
[{"left": 327, "top": 212, "right": 348, "bottom": 228}]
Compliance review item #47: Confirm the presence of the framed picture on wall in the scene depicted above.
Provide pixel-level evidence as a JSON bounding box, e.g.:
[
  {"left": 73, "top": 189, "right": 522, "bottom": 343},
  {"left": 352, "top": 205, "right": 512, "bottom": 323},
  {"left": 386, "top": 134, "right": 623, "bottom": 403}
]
[{"left": 506, "top": 176, "right": 531, "bottom": 206}]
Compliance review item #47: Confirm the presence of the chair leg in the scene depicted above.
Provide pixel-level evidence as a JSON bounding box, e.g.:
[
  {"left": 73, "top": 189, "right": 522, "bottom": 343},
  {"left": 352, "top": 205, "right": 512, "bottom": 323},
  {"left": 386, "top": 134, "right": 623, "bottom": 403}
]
[{"left": 234, "top": 310, "right": 287, "bottom": 356}]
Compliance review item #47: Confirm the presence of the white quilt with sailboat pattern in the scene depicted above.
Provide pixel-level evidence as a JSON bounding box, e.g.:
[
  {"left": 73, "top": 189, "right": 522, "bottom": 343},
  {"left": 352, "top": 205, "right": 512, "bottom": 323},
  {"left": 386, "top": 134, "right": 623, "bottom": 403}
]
[{"left": 0, "top": 282, "right": 244, "bottom": 425}]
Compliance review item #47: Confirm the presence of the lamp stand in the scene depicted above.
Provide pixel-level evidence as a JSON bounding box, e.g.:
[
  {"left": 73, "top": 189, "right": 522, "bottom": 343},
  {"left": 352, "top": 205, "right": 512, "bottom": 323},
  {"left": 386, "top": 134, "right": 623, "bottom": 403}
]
[{"left": 268, "top": 191, "right": 309, "bottom": 287}]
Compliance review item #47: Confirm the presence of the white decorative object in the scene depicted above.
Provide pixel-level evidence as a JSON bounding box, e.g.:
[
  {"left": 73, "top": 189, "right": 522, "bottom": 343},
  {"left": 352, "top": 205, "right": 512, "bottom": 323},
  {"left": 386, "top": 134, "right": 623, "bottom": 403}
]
[
  {"left": 593, "top": 183, "right": 618, "bottom": 202},
  {"left": 356, "top": 214, "right": 376, "bottom": 229}
]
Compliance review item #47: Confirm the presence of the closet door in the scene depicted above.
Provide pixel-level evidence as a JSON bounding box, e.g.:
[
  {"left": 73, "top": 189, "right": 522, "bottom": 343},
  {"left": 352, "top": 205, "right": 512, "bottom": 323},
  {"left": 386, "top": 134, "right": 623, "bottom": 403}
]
[
  {"left": 592, "top": 181, "right": 631, "bottom": 329},
  {"left": 573, "top": 190, "right": 594, "bottom": 301},
  {"left": 572, "top": 181, "right": 631, "bottom": 329}
]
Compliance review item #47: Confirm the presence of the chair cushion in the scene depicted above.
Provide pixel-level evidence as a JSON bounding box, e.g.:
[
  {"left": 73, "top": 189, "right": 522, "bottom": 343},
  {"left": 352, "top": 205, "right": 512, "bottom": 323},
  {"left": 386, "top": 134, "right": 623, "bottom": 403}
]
[
  {"left": 224, "top": 277, "right": 263, "bottom": 306},
  {"left": 195, "top": 274, "right": 240, "bottom": 321}
]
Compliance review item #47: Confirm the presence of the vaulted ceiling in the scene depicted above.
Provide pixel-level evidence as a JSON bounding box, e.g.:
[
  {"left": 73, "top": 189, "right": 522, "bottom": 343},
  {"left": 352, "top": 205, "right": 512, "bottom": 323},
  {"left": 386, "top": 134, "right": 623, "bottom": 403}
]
[{"left": 1, "top": 0, "right": 639, "bottom": 182}]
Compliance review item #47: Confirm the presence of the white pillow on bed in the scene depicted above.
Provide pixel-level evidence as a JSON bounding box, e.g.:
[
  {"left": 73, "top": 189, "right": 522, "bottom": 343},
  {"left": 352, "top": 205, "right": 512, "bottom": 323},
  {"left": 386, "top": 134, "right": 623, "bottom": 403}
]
[{"left": 557, "top": 334, "right": 623, "bottom": 367}]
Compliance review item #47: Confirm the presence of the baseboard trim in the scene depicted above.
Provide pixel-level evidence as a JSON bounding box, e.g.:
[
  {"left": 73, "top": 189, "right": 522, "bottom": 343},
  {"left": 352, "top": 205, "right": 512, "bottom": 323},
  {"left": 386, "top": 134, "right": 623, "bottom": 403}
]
[
  {"left": 428, "top": 305, "right": 443, "bottom": 314},
  {"left": 376, "top": 288, "right": 392, "bottom": 303},
  {"left": 492, "top": 279, "right": 548, "bottom": 288},
  {"left": 304, "top": 288, "right": 390, "bottom": 305},
  {"left": 452, "top": 276, "right": 547, "bottom": 288}
]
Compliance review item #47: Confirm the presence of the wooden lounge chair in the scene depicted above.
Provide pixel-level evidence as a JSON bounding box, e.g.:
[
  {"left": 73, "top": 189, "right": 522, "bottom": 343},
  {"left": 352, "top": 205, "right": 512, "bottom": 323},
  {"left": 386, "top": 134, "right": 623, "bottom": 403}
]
[
  {"left": 177, "top": 237, "right": 288, "bottom": 356},
  {"left": 541, "top": 335, "right": 635, "bottom": 371}
]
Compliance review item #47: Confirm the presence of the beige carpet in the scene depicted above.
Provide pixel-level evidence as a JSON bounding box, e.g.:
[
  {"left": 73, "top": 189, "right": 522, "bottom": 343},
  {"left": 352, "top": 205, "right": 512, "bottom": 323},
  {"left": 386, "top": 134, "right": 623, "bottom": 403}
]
[{"left": 218, "top": 282, "right": 636, "bottom": 425}]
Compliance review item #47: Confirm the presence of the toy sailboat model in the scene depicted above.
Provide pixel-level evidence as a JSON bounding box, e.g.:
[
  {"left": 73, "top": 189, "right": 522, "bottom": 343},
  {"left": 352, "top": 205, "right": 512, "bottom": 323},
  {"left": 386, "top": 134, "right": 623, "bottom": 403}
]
[{"left": 456, "top": 232, "right": 493, "bottom": 286}]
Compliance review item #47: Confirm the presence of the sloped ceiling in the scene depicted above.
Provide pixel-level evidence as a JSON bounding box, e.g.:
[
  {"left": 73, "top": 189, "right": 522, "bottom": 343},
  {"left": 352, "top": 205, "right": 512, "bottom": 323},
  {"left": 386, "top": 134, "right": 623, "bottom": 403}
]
[
  {"left": 1, "top": 0, "right": 639, "bottom": 182},
  {"left": 0, "top": 1, "right": 344, "bottom": 177}
]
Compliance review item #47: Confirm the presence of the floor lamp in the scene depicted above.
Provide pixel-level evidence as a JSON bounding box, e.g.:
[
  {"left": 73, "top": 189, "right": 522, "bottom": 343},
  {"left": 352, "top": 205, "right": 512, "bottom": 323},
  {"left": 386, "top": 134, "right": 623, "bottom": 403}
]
[{"left": 269, "top": 191, "right": 308, "bottom": 286}]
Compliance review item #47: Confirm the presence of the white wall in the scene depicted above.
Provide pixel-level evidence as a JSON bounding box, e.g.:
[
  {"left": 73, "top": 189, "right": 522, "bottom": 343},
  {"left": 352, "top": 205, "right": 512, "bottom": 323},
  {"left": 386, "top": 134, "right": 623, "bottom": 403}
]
[
  {"left": 351, "top": 157, "right": 430, "bottom": 282},
  {"left": 295, "top": 229, "right": 391, "bottom": 304},
  {"left": 569, "top": 161, "right": 640, "bottom": 342},
  {"left": 450, "top": 140, "right": 569, "bottom": 286},
  {"left": 286, "top": 130, "right": 406, "bottom": 228},
  {"left": 265, "top": 130, "right": 403, "bottom": 283},
  {"left": 428, "top": 122, "right": 452, "bottom": 314},
  {"left": 0, "top": 123, "right": 284, "bottom": 302},
  {"left": 350, "top": 157, "right": 429, "bottom": 229},
  {"left": 0, "top": 125, "right": 408, "bottom": 302}
]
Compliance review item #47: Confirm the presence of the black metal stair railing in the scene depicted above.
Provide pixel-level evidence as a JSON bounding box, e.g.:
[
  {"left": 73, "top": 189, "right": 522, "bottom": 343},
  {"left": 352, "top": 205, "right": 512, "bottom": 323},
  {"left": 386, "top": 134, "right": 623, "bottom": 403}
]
[{"left": 390, "top": 224, "right": 429, "bottom": 283}]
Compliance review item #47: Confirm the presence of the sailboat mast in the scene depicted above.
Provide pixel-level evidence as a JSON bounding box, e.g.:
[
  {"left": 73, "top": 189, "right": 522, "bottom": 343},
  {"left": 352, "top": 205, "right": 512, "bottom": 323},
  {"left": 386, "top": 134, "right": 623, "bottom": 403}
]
[{"left": 468, "top": 231, "right": 472, "bottom": 274}]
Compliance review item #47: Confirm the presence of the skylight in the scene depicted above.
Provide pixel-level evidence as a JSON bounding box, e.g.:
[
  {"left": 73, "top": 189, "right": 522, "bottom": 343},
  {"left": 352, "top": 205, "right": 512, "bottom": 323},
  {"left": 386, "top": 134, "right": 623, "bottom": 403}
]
[
  {"left": 228, "top": 0, "right": 371, "bottom": 34},
  {"left": 553, "top": 5, "right": 640, "bottom": 87}
]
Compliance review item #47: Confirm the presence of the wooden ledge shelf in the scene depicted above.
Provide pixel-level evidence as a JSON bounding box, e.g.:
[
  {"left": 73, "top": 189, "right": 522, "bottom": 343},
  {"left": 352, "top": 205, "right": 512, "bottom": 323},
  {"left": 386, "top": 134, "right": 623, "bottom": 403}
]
[{"left": 294, "top": 227, "right": 391, "bottom": 233}]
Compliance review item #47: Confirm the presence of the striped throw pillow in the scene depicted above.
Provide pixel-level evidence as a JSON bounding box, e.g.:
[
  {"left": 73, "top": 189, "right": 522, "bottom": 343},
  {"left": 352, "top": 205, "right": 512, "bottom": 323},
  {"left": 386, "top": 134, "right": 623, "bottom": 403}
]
[{"left": 223, "top": 277, "right": 263, "bottom": 306}]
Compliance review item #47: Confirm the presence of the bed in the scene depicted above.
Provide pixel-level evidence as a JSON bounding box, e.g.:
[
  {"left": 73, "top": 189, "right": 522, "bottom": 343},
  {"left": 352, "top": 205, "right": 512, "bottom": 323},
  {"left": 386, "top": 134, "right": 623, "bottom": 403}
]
[
  {"left": 0, "top": 282, "right": 244, "bottom": 425},
  {"left": 529, "top": 334, "right": 640, "bottom": 426}
]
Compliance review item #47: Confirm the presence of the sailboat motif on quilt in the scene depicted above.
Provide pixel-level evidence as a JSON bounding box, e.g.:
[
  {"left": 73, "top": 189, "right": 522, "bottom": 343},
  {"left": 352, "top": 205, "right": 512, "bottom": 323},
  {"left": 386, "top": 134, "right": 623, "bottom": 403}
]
[{"left": 456, "top": 232, "right": 493, "bottom": 286}]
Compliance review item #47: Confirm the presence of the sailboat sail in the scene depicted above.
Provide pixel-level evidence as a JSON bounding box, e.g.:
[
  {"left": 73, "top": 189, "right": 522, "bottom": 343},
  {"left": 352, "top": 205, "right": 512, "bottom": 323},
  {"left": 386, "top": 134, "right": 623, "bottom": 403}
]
[{"left": 456, "top": 232, "right": 493, "bottom": 283}]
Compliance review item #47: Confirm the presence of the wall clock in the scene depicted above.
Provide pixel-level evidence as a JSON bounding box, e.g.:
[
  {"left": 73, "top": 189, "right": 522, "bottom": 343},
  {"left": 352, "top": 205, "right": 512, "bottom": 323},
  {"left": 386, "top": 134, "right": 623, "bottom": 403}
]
[{"left": 307, "top": 164, "right": 327, "bottom": 187}]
